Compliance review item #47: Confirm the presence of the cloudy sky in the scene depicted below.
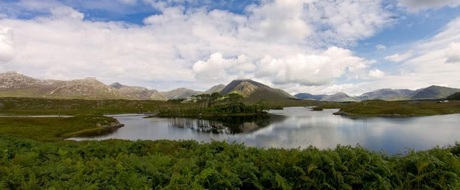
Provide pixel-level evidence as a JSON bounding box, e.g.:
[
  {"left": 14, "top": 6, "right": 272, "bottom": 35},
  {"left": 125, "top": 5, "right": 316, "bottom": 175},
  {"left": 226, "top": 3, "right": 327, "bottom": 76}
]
[{"left": 0, "top": 0, "right": 459, "bottom": 95}]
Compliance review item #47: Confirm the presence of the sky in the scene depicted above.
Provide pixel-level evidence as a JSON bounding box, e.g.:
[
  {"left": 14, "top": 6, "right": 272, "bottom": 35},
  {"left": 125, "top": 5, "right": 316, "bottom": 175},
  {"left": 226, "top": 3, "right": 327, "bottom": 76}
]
[{"left": 0, "top": 0, "right": 460, "bottom": 95}]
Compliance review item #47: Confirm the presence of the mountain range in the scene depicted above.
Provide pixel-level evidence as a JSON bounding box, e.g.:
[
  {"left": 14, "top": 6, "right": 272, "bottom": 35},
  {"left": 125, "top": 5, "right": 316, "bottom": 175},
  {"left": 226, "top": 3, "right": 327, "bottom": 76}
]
[
  {"left": 294, "top": 86, "right": 460, "bottom": 102},
  {"left": 0, "top": 72, "right": 295, "bottom": 101},
  {"left": 1, "top": 72, "right": 459, "bottom": 101}
]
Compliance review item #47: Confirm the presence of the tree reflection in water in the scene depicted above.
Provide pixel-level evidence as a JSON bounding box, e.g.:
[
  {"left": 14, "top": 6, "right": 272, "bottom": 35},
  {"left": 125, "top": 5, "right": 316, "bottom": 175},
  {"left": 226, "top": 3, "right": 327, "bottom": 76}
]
[{"left": 168, "top": 115, "right": 284, "bottom": 134}]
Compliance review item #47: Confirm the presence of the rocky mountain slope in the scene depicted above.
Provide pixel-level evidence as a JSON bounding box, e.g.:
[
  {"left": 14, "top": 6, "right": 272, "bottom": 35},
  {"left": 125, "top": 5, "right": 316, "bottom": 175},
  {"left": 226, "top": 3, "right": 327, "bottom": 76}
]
[
  {"left": 296, "top": 86, "right": 460, "bottom": 102},
  {"left": 2, "top": 72, "right": 460, "bottom": 101},
  {"left": 0, "top": 72, "right": 153, "bottom": 100},
  {"left": 294, "top": 93, "right": 325, "bottom": 101},
  {"left": 320, "top": 92, "right": 357, "bottom": 102},
  {"left": 410, "top": 85, "right": 460, "bottom": 100},
  {"left": 204, "top": 84, "right": 225, "bottom": 94},
  {"left": 110, "top": 82, "right": 166, "bottom": 100},
  {"left": 46, "top": 77, "right": 123, "bottom": 99},
  {"left": 357, "top": 89, "right": 414, "bottom": 101},
  {"left": 162, "top": 88, "right": 202, "bottom": 99}
]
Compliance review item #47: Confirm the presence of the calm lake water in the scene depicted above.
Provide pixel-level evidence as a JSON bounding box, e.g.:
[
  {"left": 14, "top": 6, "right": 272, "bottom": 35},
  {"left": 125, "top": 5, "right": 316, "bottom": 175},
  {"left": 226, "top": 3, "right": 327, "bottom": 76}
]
[{"left": 73, "top": 107, "right": 460, "bottom": 154}]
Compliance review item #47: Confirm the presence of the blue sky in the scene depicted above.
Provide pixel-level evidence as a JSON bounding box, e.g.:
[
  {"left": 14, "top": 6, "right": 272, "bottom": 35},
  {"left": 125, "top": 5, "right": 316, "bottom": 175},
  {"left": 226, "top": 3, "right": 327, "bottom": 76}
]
[{"left": 0, "top": 0, "right": 459, "bottom": 95}]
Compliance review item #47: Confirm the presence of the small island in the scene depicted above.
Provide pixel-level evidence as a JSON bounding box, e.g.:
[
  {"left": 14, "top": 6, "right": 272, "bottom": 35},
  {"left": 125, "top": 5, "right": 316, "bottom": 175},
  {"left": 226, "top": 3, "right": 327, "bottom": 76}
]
[{"left": 156, "top": 92, "right": 269, "bottom": 118}]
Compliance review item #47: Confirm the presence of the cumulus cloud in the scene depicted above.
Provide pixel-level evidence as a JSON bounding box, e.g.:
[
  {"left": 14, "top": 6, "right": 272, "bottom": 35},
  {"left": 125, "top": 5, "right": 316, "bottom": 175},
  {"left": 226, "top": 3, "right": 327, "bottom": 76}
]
[
  {"left": 398, "top": 0, "right": 460, "bottom": 12},
  {"left": 244, "top": 0, "right": 312, "bottom": 43},
  {"left": 368, "top": 69, "right": 385, "bottom": 78},
  {"left": 255, "top": 46, "right": 373, "bottom": 85},
  {"left": 304, "top": 0, "right": 392, "bottom": 45},
  {"left": 192, "top": 53, "right": 256, "bottom": 82},
  {"left": 0, "top": 26, "right": 15, "bottom": 63},
  {"left": 0, "top": 0, "right": 393, "bottom": 91}
]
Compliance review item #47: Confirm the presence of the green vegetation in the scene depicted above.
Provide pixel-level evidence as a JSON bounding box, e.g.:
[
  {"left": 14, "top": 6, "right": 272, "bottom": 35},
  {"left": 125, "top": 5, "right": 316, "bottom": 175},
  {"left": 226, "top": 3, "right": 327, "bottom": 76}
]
[
  {"left": 0, "top": 97, "right": 170, "bottom": 115},
  {"left": 0, "top": 96, "right": 312, "bottom": 117},
  {"left": 448, "top": 92, "right": 460, "bottom": 100},
  {"left": 2, "top": 97, "right": 460, "bottom": 188},
  {"left": 158, "top": 93, "right": 269, "bottom": 117},
  {"left": 319, "top": 99, "right": 460, "bottom": 117},
  {"left": 0, "top": 115, "right": 118, "bottom": 141},
  {"left": 1, "top": 135, "right": 460, "bottom": 189}
]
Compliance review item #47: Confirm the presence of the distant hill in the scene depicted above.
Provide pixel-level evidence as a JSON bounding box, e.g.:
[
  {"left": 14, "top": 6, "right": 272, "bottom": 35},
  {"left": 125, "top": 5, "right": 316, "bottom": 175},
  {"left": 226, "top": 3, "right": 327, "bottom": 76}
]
[
  {"left": 46, "top": 77, "right": 123, "bottom": 99},
  {"left": 0, "top": 72, "right": 63, "bottom": 97},
  {"left": 358, "top": 88, "right": 414, "bottom": 101},
  {"left": 294, "top": 93, "right": 325, "bottom": 101},
  {"left": 220, "top": 79, "right": 295, "bottom": 101},
  {"left": 2, "top": 72, "right": 460, "bottom": 101},
  {"left": 162, "top": 88, "right": 202, "bottom": 99},
  {"left": 0, "top": 72, "right": 160, "bottom": 100},
  {"left": 447, "top": 92, "right": 460, "bottom": 100},
  {"left": 204, "top": 84, "right": 225, "bottom": 94},
  {"left": 110, "top": 82, "right": 166, "bottom": 100},
  {"left": 321, "top": 92, "right": 357, "bottom": 102},
  {"left": 296, "top": 86, "right": 460, "bottom": 102},
  {"left": 411, "top": 85, "right": 460, "bottom": 100}
]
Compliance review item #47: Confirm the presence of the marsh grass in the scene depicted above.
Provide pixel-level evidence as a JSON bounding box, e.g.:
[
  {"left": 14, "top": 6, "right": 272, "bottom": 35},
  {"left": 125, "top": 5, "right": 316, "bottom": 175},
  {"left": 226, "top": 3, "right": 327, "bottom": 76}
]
[{"left": 0, "top": 115, "right": 117, "bottom": 141}]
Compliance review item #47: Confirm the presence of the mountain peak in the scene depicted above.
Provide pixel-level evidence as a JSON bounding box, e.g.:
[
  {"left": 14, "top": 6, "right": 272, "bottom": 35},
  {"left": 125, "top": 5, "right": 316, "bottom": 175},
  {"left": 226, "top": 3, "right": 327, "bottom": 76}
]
[
  {"left": 110, "top": 82, "right": 124, "bottom": 89},
  {"left": 0, "top": 72, "right": 41, "bottom": 88},
  {"left": 412, "top": 85, "right": 460, "bottom": 100},
  {"left": 219, "top": 78, "right": 294, "bottom": 101}
]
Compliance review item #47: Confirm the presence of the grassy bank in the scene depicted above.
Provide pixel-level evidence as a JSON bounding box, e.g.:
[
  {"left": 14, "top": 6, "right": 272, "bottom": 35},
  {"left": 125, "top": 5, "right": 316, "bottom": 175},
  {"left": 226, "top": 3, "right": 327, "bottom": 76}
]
[
  {"left": 319, "top": 100, "right": 460, "bottom": 117},
  {"left": 1, "top": 135, "right": 460, "bottom": 189},
  {"left": 0, "top": 115, "right": 118, "bottom": 141}
]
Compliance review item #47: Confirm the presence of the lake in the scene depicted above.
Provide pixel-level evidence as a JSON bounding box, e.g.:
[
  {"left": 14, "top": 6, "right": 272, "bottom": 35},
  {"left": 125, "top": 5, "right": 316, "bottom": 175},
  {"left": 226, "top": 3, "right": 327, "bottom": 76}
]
[{"left": 72, "top": 107, "right": 460, "bottom": 154}]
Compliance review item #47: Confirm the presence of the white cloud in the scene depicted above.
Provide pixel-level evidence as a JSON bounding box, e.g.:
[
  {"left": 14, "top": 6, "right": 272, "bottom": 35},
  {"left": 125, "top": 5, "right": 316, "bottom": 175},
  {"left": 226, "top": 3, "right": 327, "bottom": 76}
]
[
  {"left": 244, "top": 0, "right": 312, "bottom": 43},
  {"left": 192, "top": 53, "right": 256, "bottom": 82},
  {"left": 446, "top": 42, "right": 460, "bottom": 63},
  {"left": 376, "top": 44, "right": 386, "bottom": 50},
  {"left": 398, "top": 0, "right": 460, "bottom": 12},
  {"left": 0, "top": 0, "right": 393, "bottom": 92},
  {"left": 372, "top": 17, "right": 460, "bottom": 90},
  {"left": 385, "top": 52, "right": 412, "bottom": 62},
  {"left": 0, "top": 26, "right": 15, "bottom": 63},
  {"left": 255, "top": 46, "right": 373, "bottom": 85},
  {"left": 50, "top": 6, "right": 84, "bottom": 20},
  {"left": 368, "top": 69, "right": 385, "bottom": 78},
  {"left": 304, "top": 0, "right": 392, "bottom": 45}
]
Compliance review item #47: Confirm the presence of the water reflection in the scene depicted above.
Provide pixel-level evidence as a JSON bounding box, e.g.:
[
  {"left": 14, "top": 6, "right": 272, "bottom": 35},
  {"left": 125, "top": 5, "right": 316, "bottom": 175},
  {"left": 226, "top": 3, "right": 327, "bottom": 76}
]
[
  {"left": 72, "top": 107, "right": 460, "bottom": 154},
  {"left": 167, "top": 115, "right": 284, "bottom": 134}
]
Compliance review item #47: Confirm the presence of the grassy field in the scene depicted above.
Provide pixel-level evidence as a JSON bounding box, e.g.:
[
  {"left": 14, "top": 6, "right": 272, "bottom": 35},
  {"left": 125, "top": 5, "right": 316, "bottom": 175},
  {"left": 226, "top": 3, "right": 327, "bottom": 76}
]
[{"left": 0, "top": 97, "right": 170, "bottom": 115}]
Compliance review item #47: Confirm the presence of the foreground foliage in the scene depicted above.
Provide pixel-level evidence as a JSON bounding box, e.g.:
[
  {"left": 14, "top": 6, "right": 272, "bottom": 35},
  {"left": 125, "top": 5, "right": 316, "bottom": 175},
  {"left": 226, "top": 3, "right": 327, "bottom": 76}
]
[{"left": 1, "top": 135, "right": 459, "bottom": 189}]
